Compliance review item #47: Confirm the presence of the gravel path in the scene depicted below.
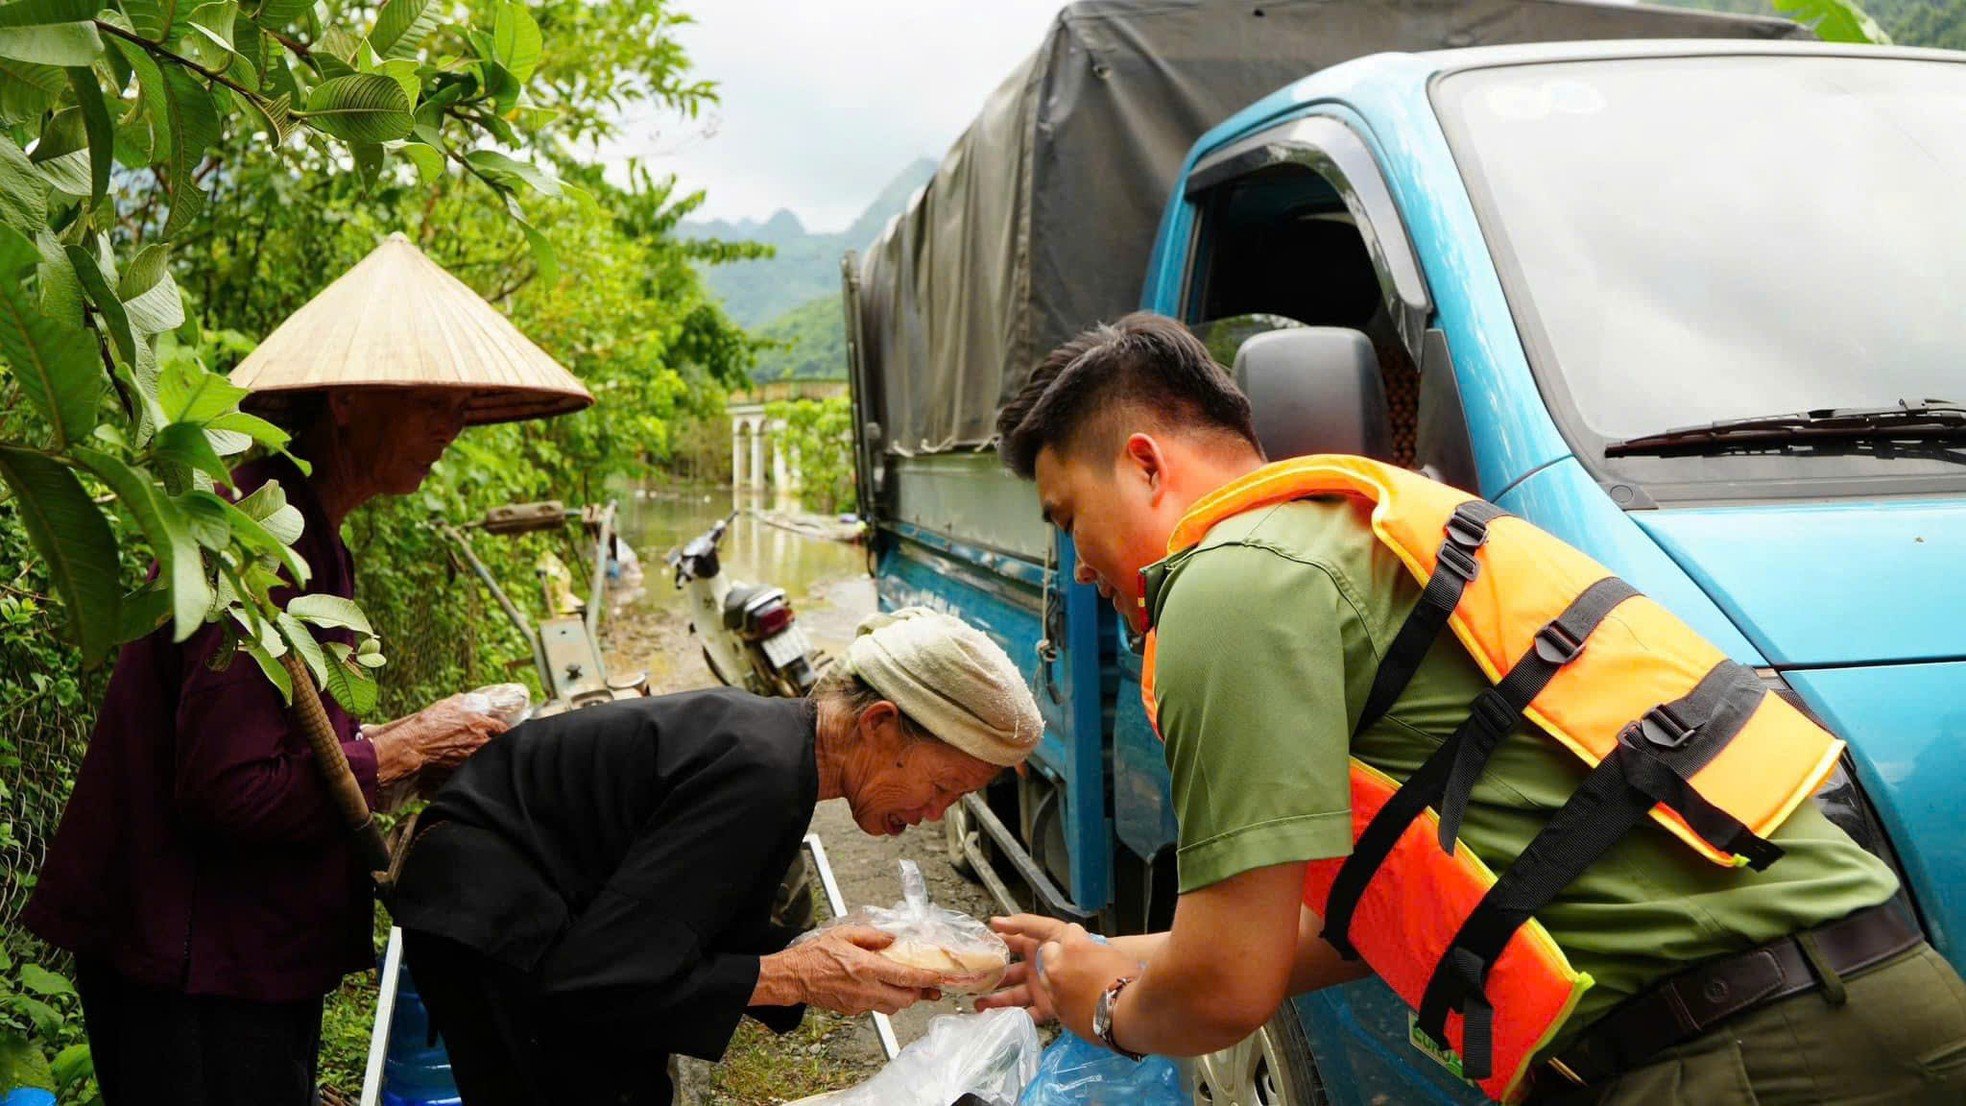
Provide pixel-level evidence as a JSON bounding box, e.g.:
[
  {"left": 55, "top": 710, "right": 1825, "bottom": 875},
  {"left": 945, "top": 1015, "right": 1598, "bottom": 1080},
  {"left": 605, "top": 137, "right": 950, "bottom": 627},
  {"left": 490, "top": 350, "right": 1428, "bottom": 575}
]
[{"left": 605, "top": 569, "right": 1005, "bottom": 1104}]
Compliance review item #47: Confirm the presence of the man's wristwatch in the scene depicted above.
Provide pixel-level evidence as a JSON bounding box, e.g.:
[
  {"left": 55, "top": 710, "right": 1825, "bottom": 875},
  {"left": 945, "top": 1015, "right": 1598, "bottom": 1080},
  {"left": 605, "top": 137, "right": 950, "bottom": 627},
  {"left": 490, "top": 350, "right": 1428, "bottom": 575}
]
[{"left": 1092, "top": 976, "right": 1146, "bottom": 1061}]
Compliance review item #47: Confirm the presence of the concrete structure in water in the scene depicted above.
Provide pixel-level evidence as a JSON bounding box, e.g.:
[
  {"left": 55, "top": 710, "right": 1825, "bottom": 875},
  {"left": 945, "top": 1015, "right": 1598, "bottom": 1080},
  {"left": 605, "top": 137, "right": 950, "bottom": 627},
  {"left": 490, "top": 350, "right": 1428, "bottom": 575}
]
[{"left": 725, "top": 380, "right": 847, "bottom": 493}]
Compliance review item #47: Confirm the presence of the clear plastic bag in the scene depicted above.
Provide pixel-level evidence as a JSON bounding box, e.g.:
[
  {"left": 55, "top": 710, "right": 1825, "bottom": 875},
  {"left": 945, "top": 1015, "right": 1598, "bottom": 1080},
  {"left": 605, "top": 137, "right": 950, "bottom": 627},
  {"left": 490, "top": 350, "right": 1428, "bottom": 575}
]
[
  {"left": 795, "top": 860, "right": 1011, "bottom": 994},
  {"left": 1017, "top": 1031, "right": 1185, "bottom": 1106},
  {"left": 459, "top": 682, "right": 532, "bottom": 726},
  {"left": 380, "top": 684, "right": 532, "bottom": 810},
  {"left": 781, "top": 1008, "right": 1041, "bottom": 1106}
]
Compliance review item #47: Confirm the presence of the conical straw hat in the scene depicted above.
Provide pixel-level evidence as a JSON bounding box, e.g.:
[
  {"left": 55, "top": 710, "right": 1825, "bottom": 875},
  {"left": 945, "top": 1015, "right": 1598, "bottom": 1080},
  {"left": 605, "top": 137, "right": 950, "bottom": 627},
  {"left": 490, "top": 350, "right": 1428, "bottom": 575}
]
[{"left": 229, "top": 232, "right": 593, "bottom": 427}]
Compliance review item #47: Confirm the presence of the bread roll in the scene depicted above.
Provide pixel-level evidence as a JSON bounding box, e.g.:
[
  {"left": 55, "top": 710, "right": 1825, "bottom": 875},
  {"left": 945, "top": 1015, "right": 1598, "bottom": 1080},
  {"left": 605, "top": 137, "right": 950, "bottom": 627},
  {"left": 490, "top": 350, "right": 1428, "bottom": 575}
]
[{"left": 881, "top": 939, "right": 1010, "bottom": 994}]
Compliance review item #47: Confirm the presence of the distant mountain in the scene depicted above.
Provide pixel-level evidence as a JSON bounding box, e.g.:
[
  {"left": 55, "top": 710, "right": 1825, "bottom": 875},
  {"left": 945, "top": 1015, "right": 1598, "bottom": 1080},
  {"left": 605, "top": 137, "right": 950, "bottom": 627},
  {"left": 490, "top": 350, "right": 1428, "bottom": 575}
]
[
  {"left": 679, "top": 207, "right": 810, "bottom": 248},
  {"left": 681, "top": 157, "right": 938, "bottom": 327},
  {"left": 843, "top": 161, "right": 934, "bottom": 250}
]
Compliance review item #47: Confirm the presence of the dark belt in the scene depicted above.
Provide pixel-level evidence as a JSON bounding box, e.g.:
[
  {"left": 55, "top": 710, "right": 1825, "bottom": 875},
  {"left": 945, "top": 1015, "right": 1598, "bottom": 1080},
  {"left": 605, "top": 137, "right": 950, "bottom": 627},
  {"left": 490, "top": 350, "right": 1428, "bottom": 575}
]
[{"left": 1543, "top": 902, "right": 1922, "bottom": 1088}]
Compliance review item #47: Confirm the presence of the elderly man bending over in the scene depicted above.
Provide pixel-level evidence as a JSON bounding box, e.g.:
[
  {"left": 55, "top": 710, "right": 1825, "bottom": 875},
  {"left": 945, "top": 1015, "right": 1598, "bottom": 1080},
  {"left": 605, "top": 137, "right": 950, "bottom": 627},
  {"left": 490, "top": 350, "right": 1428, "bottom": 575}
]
[{"left": 390, "top": 607, "right": 1043, "bottom": 1106}]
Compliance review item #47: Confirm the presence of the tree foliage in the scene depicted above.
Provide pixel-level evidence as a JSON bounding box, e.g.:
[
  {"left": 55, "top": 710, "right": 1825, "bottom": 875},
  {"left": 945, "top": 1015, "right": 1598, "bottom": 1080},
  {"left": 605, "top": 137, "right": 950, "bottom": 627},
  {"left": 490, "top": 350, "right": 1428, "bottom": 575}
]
[
  {"left": 751, "top": 292, "right": 847, "bottom": 383},
  {"left": 765, "top": 395, "right": 855, "bottom": 516},
  {"left": 1665, "top": 0, "right": 1966, "bottom": 47},
  {"left": 0, "top": 0, "right": 584, "bottom": 714},
  {"left": 0, "top": 0, "right": 755, "bottom": 1088}
]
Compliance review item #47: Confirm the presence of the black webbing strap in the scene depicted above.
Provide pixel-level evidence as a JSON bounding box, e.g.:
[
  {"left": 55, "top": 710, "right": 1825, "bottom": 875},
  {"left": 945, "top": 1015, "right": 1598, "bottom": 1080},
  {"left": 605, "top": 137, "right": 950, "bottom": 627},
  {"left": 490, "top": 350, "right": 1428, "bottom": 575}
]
[
  {"left": 1355, "top": 501, "right": 1508, "bottom": 735},
  {"left": 1320, "top": 577, "right": 1636, "bottom": 958},
  {"left": 1436, "top": 577, "right": 1639, "bottom": 852},
  {"left": 1412, "top": 661, "right": 1784, "bottom": 1078}
]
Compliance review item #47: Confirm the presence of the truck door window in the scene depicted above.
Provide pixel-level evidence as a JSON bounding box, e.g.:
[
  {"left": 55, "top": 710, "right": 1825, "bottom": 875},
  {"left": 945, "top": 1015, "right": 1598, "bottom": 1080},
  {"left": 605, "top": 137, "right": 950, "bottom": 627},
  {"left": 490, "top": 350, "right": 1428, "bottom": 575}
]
[{"left": 1185, "top": 162, "right": 1421, "bottom": 467}]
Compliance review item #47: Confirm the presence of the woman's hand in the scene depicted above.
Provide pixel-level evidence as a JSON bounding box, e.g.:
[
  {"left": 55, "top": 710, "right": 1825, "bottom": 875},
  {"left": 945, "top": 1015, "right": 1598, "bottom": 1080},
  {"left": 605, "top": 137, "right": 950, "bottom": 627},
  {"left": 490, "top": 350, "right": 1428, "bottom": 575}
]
[
  {"left": 755, "top": 926, "right": 945, "bottom": 1016},
  {"left": 371, "top": 695, "right": 508, "bottom": 786},
  {"left": 973, "top": 914, "right": 1069, "bottom": 1021}
]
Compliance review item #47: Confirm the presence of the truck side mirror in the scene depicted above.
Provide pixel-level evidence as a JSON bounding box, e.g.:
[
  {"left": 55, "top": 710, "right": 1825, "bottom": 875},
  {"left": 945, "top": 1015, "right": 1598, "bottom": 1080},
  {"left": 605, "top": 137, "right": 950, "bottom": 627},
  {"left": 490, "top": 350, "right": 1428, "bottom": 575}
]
[{"left": 1231, "top": 327, "right": 1393, "bottom": 461}]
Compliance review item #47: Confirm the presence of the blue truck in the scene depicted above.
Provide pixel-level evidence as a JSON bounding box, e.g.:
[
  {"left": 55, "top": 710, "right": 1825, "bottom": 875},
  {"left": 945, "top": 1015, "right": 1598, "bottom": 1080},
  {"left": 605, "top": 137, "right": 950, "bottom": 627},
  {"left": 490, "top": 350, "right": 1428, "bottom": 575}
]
[{"left": 843, "top": 4, "right": 1966, "bottom": 1103}]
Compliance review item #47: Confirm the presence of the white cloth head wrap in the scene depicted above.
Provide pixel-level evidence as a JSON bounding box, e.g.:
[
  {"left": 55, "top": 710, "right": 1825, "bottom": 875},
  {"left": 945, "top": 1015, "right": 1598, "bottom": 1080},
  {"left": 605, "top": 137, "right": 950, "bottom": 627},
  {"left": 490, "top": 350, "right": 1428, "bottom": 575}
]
[{"left": 839, "top": 607, "right": 1043, "bottom": 767}]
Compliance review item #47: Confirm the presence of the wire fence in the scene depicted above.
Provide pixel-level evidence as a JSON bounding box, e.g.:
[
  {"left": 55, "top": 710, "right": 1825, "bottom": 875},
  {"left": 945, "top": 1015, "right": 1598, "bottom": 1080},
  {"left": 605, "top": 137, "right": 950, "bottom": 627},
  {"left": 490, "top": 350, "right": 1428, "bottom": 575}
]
[{"left": 0, "top": 696, "right": 96, "bottom": 930}]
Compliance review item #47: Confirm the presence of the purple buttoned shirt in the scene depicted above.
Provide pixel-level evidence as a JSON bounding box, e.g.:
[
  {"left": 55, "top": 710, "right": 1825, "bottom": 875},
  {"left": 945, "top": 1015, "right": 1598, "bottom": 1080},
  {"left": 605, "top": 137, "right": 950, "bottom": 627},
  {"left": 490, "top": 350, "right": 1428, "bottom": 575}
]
[{"left": 22, "top": 455, "right": 381, "bottom": 1003}]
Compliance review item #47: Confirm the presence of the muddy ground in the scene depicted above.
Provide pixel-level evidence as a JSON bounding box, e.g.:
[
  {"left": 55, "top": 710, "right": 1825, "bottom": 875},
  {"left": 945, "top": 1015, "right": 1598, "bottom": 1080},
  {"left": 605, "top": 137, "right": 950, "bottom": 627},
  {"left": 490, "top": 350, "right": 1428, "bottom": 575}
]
[{"left": 603, "top": 568, "right": 1005, "bottom": 1105}]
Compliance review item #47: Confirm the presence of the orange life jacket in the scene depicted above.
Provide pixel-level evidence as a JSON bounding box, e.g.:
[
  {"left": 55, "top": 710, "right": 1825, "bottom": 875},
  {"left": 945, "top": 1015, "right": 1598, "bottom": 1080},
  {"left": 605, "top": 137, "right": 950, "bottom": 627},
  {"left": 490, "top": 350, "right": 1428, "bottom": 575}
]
[{"left": 1138, "top": 456, "right": 1842, "bottom": 1103}]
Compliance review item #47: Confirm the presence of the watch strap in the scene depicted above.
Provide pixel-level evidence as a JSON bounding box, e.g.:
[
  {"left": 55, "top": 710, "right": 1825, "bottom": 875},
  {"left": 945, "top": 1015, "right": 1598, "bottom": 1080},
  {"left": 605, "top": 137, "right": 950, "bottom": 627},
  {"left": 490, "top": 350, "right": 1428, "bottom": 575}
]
[{"left": 1096, "top": 975, "right": 1146, "bottom": 1061}]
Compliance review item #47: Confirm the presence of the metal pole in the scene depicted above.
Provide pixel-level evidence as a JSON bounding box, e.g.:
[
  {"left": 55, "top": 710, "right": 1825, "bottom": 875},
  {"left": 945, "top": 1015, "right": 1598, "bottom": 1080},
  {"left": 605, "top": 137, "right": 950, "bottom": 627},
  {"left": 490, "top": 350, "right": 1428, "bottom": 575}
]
[
  {"left": 804, "top": 832, "right": 902, "bottom": 1061},
  {"left": 359, "top": 927, "right": 406, "bottom": 1106},
  {"left": 955, "top": 793, "right": 1094, "bottom": 921},
  {"left": 584, "top": 503, "right": 613, "bottom": 651}
]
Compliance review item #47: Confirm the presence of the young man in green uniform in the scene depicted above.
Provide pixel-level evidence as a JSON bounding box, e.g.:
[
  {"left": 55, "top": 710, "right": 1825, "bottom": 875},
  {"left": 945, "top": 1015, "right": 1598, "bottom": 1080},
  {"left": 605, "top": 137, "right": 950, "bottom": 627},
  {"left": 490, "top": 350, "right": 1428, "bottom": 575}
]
[{"left": 974, "top": 313, "right": 1966, "bottom": 1104}]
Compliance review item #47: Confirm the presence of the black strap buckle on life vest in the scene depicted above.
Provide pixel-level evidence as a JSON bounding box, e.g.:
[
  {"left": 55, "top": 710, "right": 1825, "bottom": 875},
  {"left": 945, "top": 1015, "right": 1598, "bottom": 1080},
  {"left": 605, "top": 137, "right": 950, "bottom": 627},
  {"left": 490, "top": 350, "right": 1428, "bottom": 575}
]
[
  {"left": 1413, "top": 661, "right": 1785, "bottom": 1080},
  {"left": 1625, "top": 703, "right": 1699, "bottom": 750},
  {"left": 1322, "top": 576, "right": 1637, "bottom": 958},
  {"left": 1435, "top": 578, "right": 1637, "bottom": 853},
  {"left": 1355, "top": 501, "right": 1507, "bottom": 737},
  {"left": 1533, "top": 620, "right": 1588, "bottom": 666}
]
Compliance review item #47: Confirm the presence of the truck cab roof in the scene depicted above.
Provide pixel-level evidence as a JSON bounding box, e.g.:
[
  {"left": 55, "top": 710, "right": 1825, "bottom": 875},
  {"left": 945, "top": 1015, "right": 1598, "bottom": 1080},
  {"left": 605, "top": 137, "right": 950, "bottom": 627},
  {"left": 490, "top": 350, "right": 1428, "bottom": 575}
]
[{"left": 1204, "top": 39, "right": 1966, "bottom": 157}]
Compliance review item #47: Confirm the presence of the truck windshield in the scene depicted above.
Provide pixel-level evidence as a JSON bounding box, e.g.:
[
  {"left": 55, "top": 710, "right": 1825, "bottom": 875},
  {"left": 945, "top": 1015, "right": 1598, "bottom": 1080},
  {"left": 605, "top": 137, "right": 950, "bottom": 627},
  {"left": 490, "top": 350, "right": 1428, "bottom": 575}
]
[{"left": 1435, "top": 54, "right": 1966, "bottom": 496}]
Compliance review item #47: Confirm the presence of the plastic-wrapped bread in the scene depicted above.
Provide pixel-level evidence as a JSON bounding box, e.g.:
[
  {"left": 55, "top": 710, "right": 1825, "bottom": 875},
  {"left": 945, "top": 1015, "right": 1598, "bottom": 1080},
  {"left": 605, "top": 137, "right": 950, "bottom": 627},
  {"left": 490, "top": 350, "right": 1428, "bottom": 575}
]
[
  {"left": 798, "top": 860, "right": 1013, "bottom": 997},
  {"left": 881, "top": 937, "right": 1010, "bottom": 995}
]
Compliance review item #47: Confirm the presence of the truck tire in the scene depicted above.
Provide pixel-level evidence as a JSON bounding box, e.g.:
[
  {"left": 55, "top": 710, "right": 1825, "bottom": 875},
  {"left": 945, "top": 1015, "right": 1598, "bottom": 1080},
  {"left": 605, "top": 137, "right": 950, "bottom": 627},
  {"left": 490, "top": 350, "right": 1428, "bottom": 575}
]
[
  {"left": 942, "top": 799, "right": 977, "bottom": 879},
  {"left": 1191, "top": 1007, "right": 1329, "bottom": 1106}
]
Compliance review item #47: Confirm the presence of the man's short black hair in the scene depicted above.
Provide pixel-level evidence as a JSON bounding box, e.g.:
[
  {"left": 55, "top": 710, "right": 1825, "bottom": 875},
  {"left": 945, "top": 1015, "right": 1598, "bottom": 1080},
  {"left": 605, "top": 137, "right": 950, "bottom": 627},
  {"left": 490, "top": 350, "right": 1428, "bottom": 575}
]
[{"left": 996, "top": 312, "right": 1261, "bottom": 479}]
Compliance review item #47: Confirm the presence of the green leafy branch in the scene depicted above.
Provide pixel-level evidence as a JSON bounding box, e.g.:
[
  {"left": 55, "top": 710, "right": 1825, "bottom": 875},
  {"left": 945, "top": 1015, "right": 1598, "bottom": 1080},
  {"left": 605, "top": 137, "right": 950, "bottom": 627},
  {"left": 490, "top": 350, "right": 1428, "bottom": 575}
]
[
  {"left": 0, "top": 0, "right": 572, "bottom": 729},
  {"left": 1772, "top": 0, "right": 1894, "bottom": 43}
]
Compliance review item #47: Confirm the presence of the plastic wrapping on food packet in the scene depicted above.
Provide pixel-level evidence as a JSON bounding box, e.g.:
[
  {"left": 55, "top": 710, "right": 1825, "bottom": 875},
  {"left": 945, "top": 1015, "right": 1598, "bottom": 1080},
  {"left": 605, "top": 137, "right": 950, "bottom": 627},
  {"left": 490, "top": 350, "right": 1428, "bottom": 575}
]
[
  {"left": 379, "top": 683, "right": 533, "bottom": 810},
  {"left": 795, "top": 860, "right": 1011, "bottom": 994},
  {"left": 459, "top": 682, "right": 532, "bottom": 726}
]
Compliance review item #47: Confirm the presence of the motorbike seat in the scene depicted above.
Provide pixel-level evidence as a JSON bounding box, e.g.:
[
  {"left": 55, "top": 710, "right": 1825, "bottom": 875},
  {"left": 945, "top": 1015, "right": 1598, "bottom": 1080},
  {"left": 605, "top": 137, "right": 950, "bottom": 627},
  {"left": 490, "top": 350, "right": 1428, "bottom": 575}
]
[{"left": 722, "top": 583, "right": 780, "bottom": 630}]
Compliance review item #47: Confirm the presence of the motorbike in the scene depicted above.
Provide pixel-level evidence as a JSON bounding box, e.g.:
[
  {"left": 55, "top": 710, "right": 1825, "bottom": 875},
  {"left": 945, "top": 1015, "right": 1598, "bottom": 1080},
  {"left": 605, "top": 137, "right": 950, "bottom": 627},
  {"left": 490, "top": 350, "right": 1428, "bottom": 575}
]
[
  {"left": 431, "top": 498, "right": 651, "bottom": 715},
  {"left": 666, "top": 511, "right": 822, "bottom": 698}
]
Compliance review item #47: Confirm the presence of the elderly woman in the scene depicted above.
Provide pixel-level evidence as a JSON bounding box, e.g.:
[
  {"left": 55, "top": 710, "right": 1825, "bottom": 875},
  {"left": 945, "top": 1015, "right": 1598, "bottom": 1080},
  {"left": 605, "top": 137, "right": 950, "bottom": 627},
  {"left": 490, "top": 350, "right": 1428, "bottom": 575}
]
[
  {"left": 389, "top": 608, "right": 1044, "bottom": 1106},
  {"left": 20, "top": 384, "right": 522, "bottom": 1103},
  {"left": 19, "top": 383, "right": 533, "bottom": 1103},
  {"left": 24, "top": 235, "right": 593, "bottom": 1105}
]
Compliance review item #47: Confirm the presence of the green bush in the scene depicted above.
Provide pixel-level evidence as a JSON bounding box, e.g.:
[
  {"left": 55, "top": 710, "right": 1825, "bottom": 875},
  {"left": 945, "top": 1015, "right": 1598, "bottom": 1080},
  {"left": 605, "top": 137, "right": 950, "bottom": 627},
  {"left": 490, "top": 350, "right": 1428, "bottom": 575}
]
[
  {"left": 0, "top": 0, "right": 758, "bottom": 1095},
  {"left": 766, "top": 396, "right": 856, "bottom": 517}
]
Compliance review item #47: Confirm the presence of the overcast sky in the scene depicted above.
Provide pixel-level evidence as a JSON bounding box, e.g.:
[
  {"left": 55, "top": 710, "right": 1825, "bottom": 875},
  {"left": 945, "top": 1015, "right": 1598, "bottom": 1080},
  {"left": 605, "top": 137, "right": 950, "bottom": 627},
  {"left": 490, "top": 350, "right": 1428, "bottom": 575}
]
[{"left": 602, "top": 1, "right": 1066, "bottom": 232}]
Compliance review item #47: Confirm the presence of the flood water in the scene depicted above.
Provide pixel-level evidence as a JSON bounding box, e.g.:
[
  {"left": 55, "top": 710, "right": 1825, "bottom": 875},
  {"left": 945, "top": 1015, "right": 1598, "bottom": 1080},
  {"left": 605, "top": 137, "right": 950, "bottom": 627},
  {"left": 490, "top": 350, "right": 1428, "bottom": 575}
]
[{"left": 613, "top": 483, "right": 869, "bottom": 625}]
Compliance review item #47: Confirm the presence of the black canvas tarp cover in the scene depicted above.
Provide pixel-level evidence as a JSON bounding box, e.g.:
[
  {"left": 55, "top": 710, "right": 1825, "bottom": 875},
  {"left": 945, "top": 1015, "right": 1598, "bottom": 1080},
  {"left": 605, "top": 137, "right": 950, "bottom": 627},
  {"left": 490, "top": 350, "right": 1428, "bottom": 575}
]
[{"left": 852, "top": 0, "right": 1805, "bottom": 455}]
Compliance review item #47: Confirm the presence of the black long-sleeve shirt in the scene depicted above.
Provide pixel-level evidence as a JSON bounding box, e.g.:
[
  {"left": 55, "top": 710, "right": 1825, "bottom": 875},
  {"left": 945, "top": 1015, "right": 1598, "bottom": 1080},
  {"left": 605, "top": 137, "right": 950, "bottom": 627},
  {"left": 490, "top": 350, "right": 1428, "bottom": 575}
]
[{"left": 390, "top": 688, "right": 818, "bottom": 1062}]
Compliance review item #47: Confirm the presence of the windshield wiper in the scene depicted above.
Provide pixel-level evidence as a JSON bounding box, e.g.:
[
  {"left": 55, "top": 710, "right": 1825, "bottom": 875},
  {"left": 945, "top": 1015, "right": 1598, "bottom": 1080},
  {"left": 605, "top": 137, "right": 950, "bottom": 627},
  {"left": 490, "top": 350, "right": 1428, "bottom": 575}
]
[{"left": 1606, "top": 399, "right": 1966, "bottom": 457}]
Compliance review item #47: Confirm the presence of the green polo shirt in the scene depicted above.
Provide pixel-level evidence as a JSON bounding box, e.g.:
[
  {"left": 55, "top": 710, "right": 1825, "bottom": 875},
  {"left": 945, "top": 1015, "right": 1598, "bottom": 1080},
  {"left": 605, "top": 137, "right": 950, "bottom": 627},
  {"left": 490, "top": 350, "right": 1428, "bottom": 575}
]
[{"left": 1143, "top": 497, "right": 1898, "bottom": 1032}]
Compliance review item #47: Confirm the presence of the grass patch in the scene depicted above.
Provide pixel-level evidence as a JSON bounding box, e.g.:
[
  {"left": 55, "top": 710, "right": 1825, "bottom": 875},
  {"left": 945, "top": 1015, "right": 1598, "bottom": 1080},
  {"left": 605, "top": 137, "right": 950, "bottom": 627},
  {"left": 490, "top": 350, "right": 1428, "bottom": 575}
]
[
  {"left": 698, "top": 1010, "right": 878, "bottom": 1105},
  {"left": 318, "top": 905, "right": 390, "bottom": 1102},
  {"left": 320, "top": 967, "right": 379, "bottom": 1100}
]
